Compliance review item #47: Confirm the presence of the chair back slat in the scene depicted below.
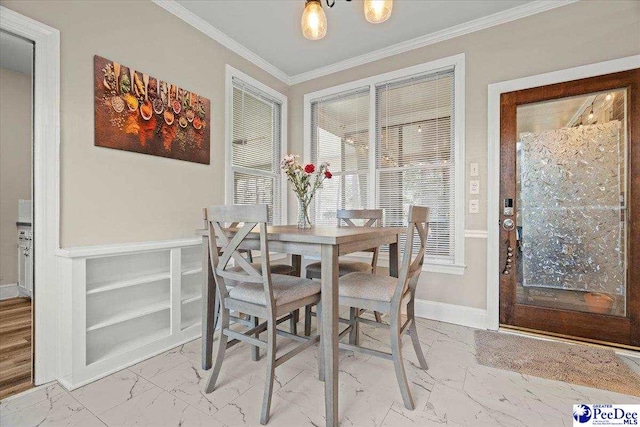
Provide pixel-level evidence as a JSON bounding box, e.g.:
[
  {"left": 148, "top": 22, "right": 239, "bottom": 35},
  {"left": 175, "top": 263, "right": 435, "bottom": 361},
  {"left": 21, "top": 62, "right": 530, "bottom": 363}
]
[
  {"left": 206, "top": 204, "right": 275, "bottom": 307},
  {"left": 336, "top": 209, "right": 383, "bottom": 270},
  {"left": 393, "top": 206, "right": 430, "bottom": 304},
  {"left": 337, "top": 209, "right": 383, "bottom": 226}
]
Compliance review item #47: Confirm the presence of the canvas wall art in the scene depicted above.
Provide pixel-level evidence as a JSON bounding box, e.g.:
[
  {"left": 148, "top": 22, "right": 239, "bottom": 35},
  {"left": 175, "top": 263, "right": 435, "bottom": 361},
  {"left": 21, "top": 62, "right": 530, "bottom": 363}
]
[{"left": 94, "top": 55, "right": 210, "bottom": 164}]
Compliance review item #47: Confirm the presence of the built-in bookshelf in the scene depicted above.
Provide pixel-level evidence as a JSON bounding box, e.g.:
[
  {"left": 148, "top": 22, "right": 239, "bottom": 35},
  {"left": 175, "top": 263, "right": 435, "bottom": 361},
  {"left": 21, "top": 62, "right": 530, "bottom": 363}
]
[{"left": 58, "top": 238, "right": 204, "bottom": 389}]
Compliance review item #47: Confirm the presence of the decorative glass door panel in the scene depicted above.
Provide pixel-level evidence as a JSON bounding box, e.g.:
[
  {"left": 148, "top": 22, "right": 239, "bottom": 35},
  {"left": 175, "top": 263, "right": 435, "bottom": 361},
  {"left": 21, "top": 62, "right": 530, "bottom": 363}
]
[{"left": 516, "top": 89, "right": 627, "bottom": 317}]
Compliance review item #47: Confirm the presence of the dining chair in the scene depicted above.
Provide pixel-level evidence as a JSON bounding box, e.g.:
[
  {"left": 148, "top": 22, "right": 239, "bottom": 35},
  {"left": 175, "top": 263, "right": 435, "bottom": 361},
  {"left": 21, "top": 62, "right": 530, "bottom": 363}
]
[
  {"left": 204, "top": 204, "right": 321, "bottom": 425},
  {"left": 318, "top": 205, "right": 430, "bottom": 411},
  {"left": 303, "top": 209, "right": 384, "bottom": 337},
  {"left": 204, "top": 210, "right": 300, "bottom": 347}
]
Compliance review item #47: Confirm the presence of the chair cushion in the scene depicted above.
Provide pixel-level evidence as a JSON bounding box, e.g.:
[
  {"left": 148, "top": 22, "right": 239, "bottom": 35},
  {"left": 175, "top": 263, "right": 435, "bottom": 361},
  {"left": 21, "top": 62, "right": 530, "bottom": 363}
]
[
  {"left": 229, "top": 274, "right": 320, "bottom": 306},
  {"left": 306, "top": 260, "right": 372, "bottom": 276},
  {"left": 338, "top": 272, "right": 398, "bottom": 302}
]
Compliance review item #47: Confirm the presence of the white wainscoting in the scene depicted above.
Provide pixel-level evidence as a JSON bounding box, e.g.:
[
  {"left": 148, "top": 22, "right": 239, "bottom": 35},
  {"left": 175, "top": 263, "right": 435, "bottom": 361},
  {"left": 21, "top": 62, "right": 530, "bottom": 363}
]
[
  {"left": 57, "top": 238, "right": 203, "bottom": 389},
  {"left": 414, "top": 299, "right": 487, "bottom": 330}
]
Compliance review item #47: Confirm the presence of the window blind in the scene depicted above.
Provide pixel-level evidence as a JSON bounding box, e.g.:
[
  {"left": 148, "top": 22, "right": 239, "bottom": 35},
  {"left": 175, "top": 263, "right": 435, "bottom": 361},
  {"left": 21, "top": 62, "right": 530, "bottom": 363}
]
[
  {"left": 310, "top": 87, "right": 370, "bottom": 226},
  {"left": 231, "top": 77, "right": 283, "bottom": 224},
  {"left": 376, "top": 69, "right": 455, "bottom": 262}
]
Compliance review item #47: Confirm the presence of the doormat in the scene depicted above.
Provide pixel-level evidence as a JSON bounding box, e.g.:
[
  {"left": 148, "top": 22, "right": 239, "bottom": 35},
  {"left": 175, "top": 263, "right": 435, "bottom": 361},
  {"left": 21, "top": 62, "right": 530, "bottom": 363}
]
[{"left": 474, "top": 330, "right": 640, "bottom": 397}]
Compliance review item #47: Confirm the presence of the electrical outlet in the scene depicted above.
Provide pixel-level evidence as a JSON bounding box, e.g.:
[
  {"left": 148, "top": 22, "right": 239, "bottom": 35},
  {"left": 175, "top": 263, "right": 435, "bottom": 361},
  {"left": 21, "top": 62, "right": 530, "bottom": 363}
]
[
  {"left": 469, "top": 199, "right": 479, "bottom": 214},
  {"left": 470, "top": 162, "right": 479, "bottom": 177},
  {"left": 469, "top": 180, "right": 480, "bottom": 194}
]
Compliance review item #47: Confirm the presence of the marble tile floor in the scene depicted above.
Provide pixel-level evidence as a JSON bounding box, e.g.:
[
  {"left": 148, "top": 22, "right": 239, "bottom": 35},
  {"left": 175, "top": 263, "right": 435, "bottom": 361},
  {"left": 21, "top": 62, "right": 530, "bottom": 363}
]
[{"left": 1, "top": 315, "right": 638, "bottom": 427}]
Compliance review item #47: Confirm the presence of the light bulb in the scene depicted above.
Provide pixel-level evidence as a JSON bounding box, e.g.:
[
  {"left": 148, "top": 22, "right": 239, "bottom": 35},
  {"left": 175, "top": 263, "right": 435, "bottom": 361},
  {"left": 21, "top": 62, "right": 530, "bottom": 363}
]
[
  {"left": 364, "top": 0, "right": 393, "bottom": 24},
  {"left": 588, "top": 110, "right": 594, "bottom": 121},
  {"left": 606, "top": 93, "right": 613, "bottom": 101},
  {"left": 417, "top": 125, "right": 422, "bottom": 133},
  {"left": 301, "top": 0, "right": 327, "bottom": 41}
]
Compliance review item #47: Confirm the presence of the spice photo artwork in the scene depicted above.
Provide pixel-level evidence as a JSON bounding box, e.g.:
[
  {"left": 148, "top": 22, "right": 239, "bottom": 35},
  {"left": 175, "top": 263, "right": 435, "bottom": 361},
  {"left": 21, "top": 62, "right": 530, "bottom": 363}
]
[{"left": 94, "top": 55, "right": 210, "bottom": 164}]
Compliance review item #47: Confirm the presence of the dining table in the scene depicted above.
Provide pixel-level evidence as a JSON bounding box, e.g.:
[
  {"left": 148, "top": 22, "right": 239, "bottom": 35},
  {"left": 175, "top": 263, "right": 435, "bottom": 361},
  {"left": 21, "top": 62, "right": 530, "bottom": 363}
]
[{"left": 196, "top": 214, "right": 401, "bottom": 427}]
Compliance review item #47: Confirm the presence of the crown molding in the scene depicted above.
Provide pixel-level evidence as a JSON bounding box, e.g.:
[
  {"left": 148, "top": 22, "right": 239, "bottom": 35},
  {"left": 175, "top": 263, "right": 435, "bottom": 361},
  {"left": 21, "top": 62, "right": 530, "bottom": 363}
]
[
  {"left": 151, "top": 0, "right": 291, "bottom": 85},
  {"left": 288, "top": 0, "right": 579, "bottom": 84},
  {"left": 152, "top": 0, "right": 578, "bottom": 87}
]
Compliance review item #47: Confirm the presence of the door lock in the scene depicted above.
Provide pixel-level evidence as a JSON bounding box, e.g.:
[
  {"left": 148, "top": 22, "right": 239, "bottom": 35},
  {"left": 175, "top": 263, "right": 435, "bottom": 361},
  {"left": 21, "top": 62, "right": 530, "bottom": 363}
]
[
  {"left": 502, "top": 218, "right": 515, "bottom": 231},
  {"left": 502, "top": 245, "right": 514, "bottom": 275}
]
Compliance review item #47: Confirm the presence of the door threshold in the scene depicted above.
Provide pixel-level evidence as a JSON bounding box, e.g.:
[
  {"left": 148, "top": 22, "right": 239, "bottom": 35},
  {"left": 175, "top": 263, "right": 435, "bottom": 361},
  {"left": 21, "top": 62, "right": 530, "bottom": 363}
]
[{"left": 498, "top": 325, "right": 640, "bottom": 359}]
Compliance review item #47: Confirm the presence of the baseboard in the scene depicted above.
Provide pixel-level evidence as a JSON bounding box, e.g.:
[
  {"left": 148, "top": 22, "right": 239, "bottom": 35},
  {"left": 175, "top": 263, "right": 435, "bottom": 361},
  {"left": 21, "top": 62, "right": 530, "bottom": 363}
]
[
  {"left": 0, "top": 283, "right": 20, "bottom": 300},
  {"left": 414, "top": 299, "right": 487, "bottom": 330}
]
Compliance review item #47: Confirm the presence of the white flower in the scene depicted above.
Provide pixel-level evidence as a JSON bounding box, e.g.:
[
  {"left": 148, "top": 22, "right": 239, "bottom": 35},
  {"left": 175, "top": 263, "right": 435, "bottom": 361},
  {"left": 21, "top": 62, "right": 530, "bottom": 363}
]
[{"left": 280, "top": 154, "right": 296, "bottom": 169}]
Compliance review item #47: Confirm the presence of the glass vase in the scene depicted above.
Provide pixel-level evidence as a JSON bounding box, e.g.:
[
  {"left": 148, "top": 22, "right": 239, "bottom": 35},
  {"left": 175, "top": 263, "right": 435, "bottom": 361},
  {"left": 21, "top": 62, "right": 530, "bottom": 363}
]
[{"left": 297, "top": 197, "right": 312, "bottom": 229}]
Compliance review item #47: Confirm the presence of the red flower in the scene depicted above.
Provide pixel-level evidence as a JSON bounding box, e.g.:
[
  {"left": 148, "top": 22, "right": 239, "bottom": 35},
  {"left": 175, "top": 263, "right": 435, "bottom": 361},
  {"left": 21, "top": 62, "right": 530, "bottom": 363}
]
[
  {"left": 304, "top": 164, "right": 315, "bottom": 174},
  {"left": 324, "top": 171, "right": 332, "bottom": 179}
]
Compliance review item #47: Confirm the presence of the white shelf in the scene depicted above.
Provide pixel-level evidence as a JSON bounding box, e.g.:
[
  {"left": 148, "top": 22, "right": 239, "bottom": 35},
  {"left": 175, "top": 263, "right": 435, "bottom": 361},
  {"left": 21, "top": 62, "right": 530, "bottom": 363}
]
[
  {"left": 181, "top": 267, "right": 202, "bottom": 277},
  {"left": 181, "top": 318, "right": 201, "bottom": 330},
  {"left": 87, "top": 272, "right": 170, "bottom": 295},
  {"left": 88, "top": 327, "right": 170, "bottom": 365},
  {"left": 87, "top": 301, "right": 170, "bottom": 332},
  {"left": 181, "top": 294, "right": 202, "bottom": 305}
]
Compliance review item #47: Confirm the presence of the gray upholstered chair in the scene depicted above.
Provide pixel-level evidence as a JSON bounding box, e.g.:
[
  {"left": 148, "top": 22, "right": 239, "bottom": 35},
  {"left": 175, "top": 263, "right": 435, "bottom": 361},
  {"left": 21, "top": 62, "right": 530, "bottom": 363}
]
[
  {"left": 303, "top": 209, "right": 384, "bottom": 336},
  {"left": 204, "top": 204, "right": 321, "bottom": 425},
  {"left": 318, "top": 205, "right": 430, "bottom": 411}
]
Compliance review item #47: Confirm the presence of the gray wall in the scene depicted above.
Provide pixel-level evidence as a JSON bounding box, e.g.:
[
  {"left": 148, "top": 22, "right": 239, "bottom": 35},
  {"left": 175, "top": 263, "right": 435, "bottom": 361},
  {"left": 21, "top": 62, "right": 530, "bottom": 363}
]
[
  {"left": 287, "top": 0, "right": 640, "bottom": 309},
  {"left": 0, "top": 0, "right": 289, "bottom": 247},
  {"left": 1, "top": 0, "right": 639, "bottom": 312}
]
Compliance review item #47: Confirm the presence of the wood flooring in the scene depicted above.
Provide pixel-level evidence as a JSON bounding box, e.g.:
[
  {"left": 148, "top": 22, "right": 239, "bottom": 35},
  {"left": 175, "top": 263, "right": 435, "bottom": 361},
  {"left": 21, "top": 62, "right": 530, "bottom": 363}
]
[{"left": 0, "top": 297, "right": 32, "bottom": 400}]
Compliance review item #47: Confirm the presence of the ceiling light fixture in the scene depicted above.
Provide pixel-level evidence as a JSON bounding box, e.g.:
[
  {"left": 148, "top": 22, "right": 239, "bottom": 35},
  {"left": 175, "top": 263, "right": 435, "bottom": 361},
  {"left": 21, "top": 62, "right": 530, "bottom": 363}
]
[
  {"left": 606, "top": 93, "right": 613, "bottom": 101},
  {"left": 364, "top": 0, "right": 393, "bottom": 24},
  {"left": 301, "top": 0, "right": 328, "bottom": 40},
  {"left": 587, "top": 100, "right": 595, "bottom": 121},
  {"left": 301, "top": 0, "right": 393, "bottom": 40}
]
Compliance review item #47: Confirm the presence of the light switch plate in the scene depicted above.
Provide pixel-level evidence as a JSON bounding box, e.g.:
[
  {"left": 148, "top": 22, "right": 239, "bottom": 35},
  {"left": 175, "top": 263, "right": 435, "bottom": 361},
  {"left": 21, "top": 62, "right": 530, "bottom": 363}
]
[
  {"left": 470, "top": 162, "right": 479, "bottom": 177},
  {"left": 469, "top": 180, "right": 480, "bottom": 194},
  {"left": 469, "top": 199, "right": 479, "bottom": 214}
]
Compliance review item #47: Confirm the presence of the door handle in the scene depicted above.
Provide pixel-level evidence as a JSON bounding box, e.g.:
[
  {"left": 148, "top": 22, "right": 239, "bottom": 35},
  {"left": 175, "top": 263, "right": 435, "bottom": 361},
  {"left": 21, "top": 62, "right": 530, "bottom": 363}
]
[{"left": 502, "top": 218, "right": 515, "bottom": 231}]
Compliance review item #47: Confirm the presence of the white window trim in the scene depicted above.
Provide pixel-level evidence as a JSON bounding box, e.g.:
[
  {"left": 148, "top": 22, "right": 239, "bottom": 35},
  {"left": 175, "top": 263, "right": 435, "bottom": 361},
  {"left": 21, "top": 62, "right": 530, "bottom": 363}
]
[
  {"left": 303, "top": 54, "right": 466, "bottom": 275},
  {"left": 225, "top": 64, "right": 288, "bottom": 224}
]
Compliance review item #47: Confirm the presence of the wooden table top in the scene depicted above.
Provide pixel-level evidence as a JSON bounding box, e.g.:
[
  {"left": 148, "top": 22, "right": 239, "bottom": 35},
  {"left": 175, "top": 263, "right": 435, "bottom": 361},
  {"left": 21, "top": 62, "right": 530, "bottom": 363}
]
[{"left": 196, "top": 225, "right": 404, "bottom": 245}]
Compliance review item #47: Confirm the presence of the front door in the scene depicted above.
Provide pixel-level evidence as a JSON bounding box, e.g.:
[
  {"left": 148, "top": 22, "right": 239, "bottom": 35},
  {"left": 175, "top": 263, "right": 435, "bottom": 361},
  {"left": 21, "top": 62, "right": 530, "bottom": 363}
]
[{"left": 499, "top": 69, "right": 639, "bottom": 348}]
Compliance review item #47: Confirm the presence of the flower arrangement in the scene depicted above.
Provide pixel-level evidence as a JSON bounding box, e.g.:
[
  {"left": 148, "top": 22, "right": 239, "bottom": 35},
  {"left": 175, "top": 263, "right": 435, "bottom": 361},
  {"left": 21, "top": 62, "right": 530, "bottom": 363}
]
[{"left": 280, "top": 154, "right": 332, "bottom": 228}]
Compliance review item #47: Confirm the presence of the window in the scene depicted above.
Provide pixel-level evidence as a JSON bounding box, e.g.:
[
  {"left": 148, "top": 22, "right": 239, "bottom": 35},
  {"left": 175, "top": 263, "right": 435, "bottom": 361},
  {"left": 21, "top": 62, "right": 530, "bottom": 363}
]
[
  {"left": 227, "top": 66, "right": 287, "bottom": 224},
  {"left": 309, "top": 88, "right": 370, "bottom": 226},
  {"left": 305, "top": 55, "right": 465, "bottom": 273}
]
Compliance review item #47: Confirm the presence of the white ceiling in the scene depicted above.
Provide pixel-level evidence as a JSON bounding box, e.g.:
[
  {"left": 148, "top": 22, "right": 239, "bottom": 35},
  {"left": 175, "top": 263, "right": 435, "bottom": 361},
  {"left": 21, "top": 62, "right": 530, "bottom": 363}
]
[
  {"left": 0, "top": 30, "right": 33, "bottom": 75},
  {"left": 173, "top": 0, "right": 535, "bottom": 78}
]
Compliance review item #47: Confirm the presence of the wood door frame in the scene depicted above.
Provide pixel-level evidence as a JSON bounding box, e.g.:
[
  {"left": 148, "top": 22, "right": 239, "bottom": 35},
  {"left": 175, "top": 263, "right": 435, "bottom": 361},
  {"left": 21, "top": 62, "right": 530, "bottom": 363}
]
[
  {"left": 486, "top": 56, "right": 640, "bottom": 332},
  {"left": 497, "top": 68, "right": 639, "bottom": 347}
]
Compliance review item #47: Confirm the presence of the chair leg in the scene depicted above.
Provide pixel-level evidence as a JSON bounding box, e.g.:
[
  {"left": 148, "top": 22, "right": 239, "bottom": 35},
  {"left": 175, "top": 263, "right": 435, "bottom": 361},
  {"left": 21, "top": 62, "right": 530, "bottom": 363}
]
[
  {"left": 260, "top": 316, "right": 277, "bottom": 425},
  {"left": 390, "top": 311, "right": 415, "bottom": 410},
  {"left": 290, "top": 309, "right": 299, "bottom": 335},
  {"left": 205, "top": 307, "right": 230, "bottom": 393},
  {"left": 407, "top": 296, "right": 428, "bottom": 370},
  {"left": 304, "top": 305, "right": 312, "bottom": 336},
  {"left": 348, "top": 307, "right": 359, "bottom": 345},
  {"left": 251, "top": 316, "right": 260, "bottom": 361},
  {"left": 317, "top": 302, "right": 324, "bottom": 382}
]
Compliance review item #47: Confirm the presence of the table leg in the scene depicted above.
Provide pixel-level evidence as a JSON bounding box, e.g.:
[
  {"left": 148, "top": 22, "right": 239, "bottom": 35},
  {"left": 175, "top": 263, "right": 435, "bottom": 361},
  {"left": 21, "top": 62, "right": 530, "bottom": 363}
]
[
  {"left": 321, "top": 244, "right": 339, "bottom": 427},
  {"left": 291, "top": 254, "right": 302, "bottom": 277},
  {"left": 389, "top": 237, "right": 399, "bottom": 278},
  {"left": 201, "top": 235, "right": 216, "bottom": 370}
]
